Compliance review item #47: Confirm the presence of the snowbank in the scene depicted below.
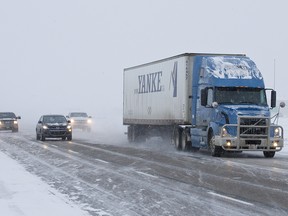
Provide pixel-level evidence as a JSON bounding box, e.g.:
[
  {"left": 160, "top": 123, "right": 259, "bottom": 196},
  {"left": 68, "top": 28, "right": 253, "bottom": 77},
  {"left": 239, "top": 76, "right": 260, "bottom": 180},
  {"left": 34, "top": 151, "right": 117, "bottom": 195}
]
[{"left": 0, "top": 152, "right": 89, "bottom": 216}]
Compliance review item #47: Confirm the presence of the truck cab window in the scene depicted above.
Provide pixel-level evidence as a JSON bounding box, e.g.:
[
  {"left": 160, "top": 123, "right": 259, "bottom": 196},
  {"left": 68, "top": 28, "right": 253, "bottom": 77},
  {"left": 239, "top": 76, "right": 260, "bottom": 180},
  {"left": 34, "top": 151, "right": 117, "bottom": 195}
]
[{"left": 207, "top": 88, "right": 213, "bottom": 106}]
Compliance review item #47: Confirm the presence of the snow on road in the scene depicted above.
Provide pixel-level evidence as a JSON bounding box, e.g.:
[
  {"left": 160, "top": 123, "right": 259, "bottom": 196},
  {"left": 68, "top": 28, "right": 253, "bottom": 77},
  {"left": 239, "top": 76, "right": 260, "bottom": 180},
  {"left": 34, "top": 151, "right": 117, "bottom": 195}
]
[{"left": 0, "top": 151, "right": 90, "bottom": 216}]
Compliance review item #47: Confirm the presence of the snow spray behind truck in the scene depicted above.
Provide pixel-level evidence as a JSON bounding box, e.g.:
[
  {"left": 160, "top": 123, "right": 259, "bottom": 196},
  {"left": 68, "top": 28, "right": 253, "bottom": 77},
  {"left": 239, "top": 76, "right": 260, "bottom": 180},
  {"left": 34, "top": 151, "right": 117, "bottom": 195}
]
[{"left": 123, "top": 53, "right": 284, "bottom": 157}]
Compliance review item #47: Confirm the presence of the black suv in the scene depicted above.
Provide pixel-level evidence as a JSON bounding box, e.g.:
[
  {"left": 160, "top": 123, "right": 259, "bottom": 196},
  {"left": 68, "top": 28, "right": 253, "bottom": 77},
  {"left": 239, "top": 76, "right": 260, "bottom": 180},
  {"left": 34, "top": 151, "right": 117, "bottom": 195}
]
[
  {"left": 0, "top": 112, "right": 21, "bottom": 132},
  {"left": 36, "top": 114, "right": 72, "bottom": 141}
]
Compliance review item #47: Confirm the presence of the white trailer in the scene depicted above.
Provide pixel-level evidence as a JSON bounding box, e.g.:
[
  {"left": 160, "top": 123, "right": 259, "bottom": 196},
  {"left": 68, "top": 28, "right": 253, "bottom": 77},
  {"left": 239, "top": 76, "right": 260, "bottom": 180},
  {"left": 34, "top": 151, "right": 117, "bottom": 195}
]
[{"left": 123, "top": 54, "right": 192, "bottom": 126}]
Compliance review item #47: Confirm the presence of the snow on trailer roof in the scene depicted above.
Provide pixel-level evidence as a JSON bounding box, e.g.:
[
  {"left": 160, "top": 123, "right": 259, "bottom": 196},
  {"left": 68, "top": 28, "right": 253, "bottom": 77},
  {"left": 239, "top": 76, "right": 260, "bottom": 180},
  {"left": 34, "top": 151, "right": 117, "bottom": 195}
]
[{"left": 124, "top": 53, "right": 246, "bottom": 71}]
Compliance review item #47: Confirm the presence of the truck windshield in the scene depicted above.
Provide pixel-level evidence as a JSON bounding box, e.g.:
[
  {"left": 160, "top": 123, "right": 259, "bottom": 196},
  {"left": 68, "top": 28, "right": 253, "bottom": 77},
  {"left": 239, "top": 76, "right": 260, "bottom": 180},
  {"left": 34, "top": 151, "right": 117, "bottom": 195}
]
[{"left": 215, "top": 87, "right": 267, "bottom": 106}]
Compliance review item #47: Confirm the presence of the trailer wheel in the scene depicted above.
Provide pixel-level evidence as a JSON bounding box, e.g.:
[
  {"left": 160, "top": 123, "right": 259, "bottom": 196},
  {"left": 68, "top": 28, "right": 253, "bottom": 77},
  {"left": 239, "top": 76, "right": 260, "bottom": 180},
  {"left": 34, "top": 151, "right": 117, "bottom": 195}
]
[
  {"left": 174, "top": 129, "right": 182, "bottom": 150},
  {"left": 209, "top": 134, "right": 222, "bottom": 157},
  {"left": 263, "top": 151, "right": 275, "bottom": 158},
  {"left": 127, "top": 126, "right": 134, "bottom": 143}
]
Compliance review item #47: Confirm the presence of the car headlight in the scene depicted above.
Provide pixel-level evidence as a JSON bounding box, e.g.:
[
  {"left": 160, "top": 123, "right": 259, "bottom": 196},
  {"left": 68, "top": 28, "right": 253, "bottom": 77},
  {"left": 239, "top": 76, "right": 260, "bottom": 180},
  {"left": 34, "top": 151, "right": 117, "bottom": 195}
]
[{"left": 43, "top": 125, "right": 48, "bottom": 129}]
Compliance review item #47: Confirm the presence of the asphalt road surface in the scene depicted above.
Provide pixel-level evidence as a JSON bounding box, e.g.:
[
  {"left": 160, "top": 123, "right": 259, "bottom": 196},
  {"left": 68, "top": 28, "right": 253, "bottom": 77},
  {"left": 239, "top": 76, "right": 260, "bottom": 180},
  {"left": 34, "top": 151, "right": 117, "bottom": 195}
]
[{"left": 0, "top": 130, "right": 287, "bottom": 216}]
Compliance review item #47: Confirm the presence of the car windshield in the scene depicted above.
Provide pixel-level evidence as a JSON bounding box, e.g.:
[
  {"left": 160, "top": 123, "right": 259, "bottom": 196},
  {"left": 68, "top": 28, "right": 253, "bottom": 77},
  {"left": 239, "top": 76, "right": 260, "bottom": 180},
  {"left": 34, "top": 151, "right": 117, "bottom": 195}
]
[
  {"left": 0, "top": 112, "right": 16, "bottom": 118},
  {"left": 43, "top": 116, "right": 67, "bottom": 123},
  {"left": 70, "top": 113, "right": 88, "bottom": 117}
]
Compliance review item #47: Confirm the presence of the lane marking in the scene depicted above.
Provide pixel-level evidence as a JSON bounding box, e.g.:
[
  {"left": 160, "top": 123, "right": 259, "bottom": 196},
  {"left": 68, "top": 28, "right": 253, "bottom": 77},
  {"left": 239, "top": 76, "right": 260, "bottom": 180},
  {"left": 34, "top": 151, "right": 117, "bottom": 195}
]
[
  {"left": 68, "top": 149, "right": 79, "bottom": 154},
  {"left": 208, "top": 191, "right": 254, "bottom": 206},
  {"left": 51, "top": 145, "right": 58, "bottom": 148},
  {"left": 95, "top": 158, "right": 109, "bottom": 164},
  {"left": 135, "top": 171, "right": 158, "bottom": 179}
]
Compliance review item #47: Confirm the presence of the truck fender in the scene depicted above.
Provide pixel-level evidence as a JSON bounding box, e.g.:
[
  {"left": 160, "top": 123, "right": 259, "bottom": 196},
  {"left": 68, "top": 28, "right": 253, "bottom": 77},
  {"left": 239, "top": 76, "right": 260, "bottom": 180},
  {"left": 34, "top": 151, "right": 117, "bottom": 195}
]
[{"left": 207, "top": 122, "right": 220, "bottom": 137}]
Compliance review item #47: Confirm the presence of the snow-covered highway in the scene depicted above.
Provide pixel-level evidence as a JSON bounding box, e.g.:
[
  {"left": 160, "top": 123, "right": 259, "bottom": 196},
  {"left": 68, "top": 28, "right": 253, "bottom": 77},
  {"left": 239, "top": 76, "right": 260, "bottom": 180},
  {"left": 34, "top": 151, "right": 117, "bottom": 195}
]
[{"left": 1, "top": 123, "right": 288, "bottom": 216}]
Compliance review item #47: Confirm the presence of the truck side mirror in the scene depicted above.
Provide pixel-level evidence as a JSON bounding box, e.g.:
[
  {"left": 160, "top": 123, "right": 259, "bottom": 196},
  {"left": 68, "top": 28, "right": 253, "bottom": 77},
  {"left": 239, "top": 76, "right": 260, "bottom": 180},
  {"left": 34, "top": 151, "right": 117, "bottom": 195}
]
[
  {"left": 271, "top": 90, "right": 276, "bottom": 108},
  {"left": 201, "top": 88, "right": 207, "bottom": 106}
]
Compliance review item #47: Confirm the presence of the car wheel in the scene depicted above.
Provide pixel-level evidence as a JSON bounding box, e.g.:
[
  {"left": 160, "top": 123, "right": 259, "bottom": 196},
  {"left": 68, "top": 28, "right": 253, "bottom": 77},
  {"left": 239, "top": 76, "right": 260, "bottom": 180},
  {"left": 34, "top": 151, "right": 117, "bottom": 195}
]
[
  {"left": 36, "top": 133, "right": 40, "bottom": 140},
  {"left": 40, "top": 134, "right": 45, "bottom": 141},
  {"left": 67, "top": 135, "right": 72, "bottom": 141}
]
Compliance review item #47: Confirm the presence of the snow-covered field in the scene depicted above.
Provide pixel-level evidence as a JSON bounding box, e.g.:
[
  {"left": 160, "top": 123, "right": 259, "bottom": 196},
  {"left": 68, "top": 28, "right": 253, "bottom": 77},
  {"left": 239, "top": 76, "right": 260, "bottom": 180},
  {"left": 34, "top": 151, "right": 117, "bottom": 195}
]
[{"left": 0, "top": 116, "right": 288, "bottom": 216}]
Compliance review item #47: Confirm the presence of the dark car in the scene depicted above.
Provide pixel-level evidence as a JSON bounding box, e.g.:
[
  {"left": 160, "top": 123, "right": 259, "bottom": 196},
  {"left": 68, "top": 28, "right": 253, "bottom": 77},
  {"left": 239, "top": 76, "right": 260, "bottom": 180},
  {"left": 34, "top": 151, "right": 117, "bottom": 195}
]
[
  {"left": 0, "top": 112, "right": 21, "bottom": 132},
  {"left": 36, "top": 114, "right": 72, "bottom": 141},
  {"left": 66, "top": 112, "right": 92, "bottom": 132}
]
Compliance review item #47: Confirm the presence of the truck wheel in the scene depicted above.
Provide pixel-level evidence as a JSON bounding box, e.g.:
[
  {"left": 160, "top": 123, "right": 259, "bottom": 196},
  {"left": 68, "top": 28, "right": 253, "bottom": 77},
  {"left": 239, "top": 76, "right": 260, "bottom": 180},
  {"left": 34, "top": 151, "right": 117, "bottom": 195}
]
[
  {"left": 209, "top": 135, "right": 222, "bottom": 157},
  {"left": 174, "top": 129, "right": 182, "bottom": 150},
  {"left": 67, "top": 135, "right": 72, "bottom": 141},
  {"left": 181, "top": 130, "right": 192, "bottom": 151},
  {"left": 263, "top": 151, "right": 275, "bottom": 158},
  {"left": 36, "top": 133, "right": 40, "bottom": 140}
]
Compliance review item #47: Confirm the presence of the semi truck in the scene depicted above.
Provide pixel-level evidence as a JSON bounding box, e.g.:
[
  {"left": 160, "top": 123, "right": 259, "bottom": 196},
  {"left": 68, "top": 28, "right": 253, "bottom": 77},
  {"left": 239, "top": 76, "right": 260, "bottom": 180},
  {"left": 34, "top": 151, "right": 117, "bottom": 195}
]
[{"left": 123, "top": 53, "right": 284, "bottom": 157}]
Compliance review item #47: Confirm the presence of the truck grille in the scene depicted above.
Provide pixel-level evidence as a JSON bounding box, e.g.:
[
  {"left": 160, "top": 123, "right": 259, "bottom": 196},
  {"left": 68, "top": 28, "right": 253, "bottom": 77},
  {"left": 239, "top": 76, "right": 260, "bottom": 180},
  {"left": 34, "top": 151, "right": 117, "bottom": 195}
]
[{"left": 239, "top": 116, "right": 268, "bottom": 138}]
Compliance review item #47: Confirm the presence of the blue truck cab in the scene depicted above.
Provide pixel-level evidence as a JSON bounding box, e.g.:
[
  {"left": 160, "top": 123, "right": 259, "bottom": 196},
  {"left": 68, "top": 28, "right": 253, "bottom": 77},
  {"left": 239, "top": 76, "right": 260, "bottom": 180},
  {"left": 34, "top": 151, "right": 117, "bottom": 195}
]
[{"left": 190, "top": 55, "right": 283, "bottom": 157}]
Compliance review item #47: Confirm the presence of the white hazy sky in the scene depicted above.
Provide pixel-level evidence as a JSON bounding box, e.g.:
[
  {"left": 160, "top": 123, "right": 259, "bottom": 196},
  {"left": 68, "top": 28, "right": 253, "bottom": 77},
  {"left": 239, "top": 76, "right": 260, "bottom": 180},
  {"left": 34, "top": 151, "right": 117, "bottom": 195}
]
[{"left": 1, "top": 0, "right": 288, "bottom": 125}]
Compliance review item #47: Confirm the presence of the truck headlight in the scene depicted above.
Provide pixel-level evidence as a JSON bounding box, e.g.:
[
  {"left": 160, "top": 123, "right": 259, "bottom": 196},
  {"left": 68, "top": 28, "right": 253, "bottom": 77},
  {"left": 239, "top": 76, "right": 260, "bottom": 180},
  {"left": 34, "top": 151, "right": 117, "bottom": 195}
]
[
  {"left": 226, "top": 140, "right": 232, "bottom": 146},
  {"left": 87, "top": 119, "right": 92, "bottom": 124},
  {"left": 14, "top": 120, "right": 18, "bottom": 124},
  {"left": 43, "top": 125, "right": 48, "bottom": 129},
  {"left": 273, "top": 141, "right": 278, "bottom": 147},
  {"left": 70, "top": 119, "right": 74, "bottom": 123},
  {"left": 274, "top": 127, "right": 280, "bottom": 137},
  {"left": 222, "top": 127, "right": 228, "bottom": 137}
]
